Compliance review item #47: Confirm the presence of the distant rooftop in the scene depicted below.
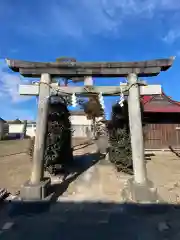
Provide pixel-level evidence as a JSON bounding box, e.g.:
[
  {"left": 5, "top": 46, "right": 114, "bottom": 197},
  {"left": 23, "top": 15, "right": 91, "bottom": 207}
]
[
  {"left": 6, "top": 111, "right": 85, "bottom": 125},
  {"left": 0, "top": 117, "right": 6, "bottom": 123},
  {"left": 70, "top": 110, "right": 85, "bottom": 116},
  {"left": 7, "top": 119, "right": 22, "bottom": 124},
  {"left": 7, "top": 120, "right": 36, "bottom": 124}
]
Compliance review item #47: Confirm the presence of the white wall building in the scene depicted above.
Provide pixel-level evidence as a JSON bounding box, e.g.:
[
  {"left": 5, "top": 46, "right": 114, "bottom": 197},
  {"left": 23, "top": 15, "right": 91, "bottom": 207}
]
[
  {"left": 9, "top": 123, "right": 24, "bottom": 134},
  {"left": 7, "top": 111, "right": 94, "bottom": 138},
  {"left": 70, "top": 111, "right": 92, "bottom": 138}
]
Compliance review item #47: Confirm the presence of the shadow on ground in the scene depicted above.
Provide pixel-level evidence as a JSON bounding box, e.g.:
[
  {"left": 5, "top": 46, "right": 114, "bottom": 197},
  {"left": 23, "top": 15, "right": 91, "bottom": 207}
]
[
  {"left": 49, "top": 152, "right": 100, "bottom": 200},
  {"left": 169, "top": 145, "right": 180, "bottom": 158},
  {"left": 145, "top": 153, "right": 155, "bottom": 161},
  {"left": 1, "top": 200, "right": 180, "bottom": 239}
]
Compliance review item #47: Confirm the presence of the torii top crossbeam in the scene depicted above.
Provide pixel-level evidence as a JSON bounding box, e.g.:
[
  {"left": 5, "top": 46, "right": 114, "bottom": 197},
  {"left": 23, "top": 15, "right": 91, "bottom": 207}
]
[{"left": 6, "top": 57, "right": 175, "bottom": 78}]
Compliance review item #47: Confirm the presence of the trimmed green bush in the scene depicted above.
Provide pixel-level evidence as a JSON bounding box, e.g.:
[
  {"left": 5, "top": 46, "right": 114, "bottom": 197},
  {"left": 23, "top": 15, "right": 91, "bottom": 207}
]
[{"left": 108, "top": 99, "right": 144, "bottom": 174}]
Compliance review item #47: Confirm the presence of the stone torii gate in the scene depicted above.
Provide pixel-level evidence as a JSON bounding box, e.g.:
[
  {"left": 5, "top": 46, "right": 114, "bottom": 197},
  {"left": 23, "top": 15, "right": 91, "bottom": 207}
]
[{"left": 6, "top": 57, "right": 174, "bottom": 201}]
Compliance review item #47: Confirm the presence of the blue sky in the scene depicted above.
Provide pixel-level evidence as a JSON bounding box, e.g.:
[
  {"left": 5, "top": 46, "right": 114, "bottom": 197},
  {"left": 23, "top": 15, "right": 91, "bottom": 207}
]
[{"left": 0, "top": 0, "right": 180, "bottom": 120}]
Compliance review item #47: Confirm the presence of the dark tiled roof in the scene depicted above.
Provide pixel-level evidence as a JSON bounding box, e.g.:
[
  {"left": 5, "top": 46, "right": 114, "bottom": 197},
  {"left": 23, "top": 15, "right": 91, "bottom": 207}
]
[
  {"left": 141, "top": 92, "right": 180, "bottom": 113},
  {"left": 7, "top": 120, "right": 22, "bottom": 124},
  {"left": 27, "top": 121, "right": 36, "bottom": 124},
  {"left": 70, "top": 111, "right": 85, "bottom": 116},
  {"left": 0, "top": 118, "right": 6, "bottom": 123}
]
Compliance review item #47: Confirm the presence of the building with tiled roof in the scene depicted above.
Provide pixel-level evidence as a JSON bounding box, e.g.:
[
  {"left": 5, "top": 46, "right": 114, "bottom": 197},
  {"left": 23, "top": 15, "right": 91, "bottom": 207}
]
[{"left": 141, "top": 92, "right": 180, "bottom": 150}]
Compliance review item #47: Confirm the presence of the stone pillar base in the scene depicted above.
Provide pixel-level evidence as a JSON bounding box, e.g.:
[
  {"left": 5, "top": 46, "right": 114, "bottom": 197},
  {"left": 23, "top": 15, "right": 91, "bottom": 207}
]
[
  {"left": 20, "top": 177, "right": 52, "bottom": 201},
  {"left": 122, "top": 177, "right": 158, "bottom": 203}
]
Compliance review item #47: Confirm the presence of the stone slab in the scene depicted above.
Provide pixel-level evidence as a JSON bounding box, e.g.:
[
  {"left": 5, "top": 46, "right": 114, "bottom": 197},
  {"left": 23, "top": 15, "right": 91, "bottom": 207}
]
[
  {"left": 122, "top": 177, "right": 158, "bottom": 203},
  {"left": 20, "top": 177, "right": 51, "bottom": 200}
]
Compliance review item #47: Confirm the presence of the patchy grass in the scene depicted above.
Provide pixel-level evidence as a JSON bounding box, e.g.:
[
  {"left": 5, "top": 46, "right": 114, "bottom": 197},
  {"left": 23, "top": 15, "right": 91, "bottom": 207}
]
[{"left": 0, "top": 138, "right": 90, "bottom": 195}]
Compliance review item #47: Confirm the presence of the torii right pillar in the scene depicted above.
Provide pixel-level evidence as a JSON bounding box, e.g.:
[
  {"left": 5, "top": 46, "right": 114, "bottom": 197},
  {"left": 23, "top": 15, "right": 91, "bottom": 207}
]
[
  {"left": 123, "top": 69, "right": 173, "bottom": 202},
  {"left": 128, "top": 73, "right": 147, "bottom": 185}
]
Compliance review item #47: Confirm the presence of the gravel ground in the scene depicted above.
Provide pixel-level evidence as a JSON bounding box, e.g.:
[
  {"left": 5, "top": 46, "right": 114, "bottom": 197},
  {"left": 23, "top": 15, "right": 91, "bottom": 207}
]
[
  {"left": 0, "top": 138, "right": 91, "bottom": 195},
  {"left": 147, "top": 151, "right": 180, "bottom": 203}
]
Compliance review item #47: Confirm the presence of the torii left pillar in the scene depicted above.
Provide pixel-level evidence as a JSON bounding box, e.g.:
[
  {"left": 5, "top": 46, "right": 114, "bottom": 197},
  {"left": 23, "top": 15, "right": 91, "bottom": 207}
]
[{"left": 21, "top": 73, "right": 52, "bottom": 200}]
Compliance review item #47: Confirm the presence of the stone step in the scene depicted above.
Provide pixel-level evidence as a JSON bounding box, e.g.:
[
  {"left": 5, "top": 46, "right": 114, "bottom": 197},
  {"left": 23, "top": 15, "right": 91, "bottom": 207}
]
[
  {"left": 149, "top": 157, "right": 180, "bottom": 161},
  {"left": 150, "top": 155, "right": 180, "bottom": 158}
]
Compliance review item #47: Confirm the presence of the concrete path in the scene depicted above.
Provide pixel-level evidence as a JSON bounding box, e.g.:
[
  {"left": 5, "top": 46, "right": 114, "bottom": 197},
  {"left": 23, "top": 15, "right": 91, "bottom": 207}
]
[{"left": 51, "top": 142, "right": 128, "bottom": 202}]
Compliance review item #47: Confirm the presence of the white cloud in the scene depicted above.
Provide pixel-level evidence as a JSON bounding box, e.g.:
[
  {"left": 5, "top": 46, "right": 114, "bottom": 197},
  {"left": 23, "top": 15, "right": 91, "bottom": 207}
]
[
  {"left": 0, "top": 0, "right": 179, "bottom": 49},
  {"left": 7, "top": 0, "right": 180, "bottom": 40},
  {"left": 0, "top": 59, "right": 31, "bottom": 103},
  {"left": 0, "top": 59, "right": 36, "bottom": 120},
  {"left": 176, "top": 50, "right": 180, "bottom": 57},
  {"left": 162, "top": 29, "right": 180, "bottom": 44},
  {"left": 19, "top": 0, "right": 121, "bottom": 39}
]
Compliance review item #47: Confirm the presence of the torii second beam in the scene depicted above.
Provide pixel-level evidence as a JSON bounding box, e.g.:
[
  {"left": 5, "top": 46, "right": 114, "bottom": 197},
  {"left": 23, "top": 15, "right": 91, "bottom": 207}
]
[{"left": 18, "top": 84, "right": 162, "bottom": 96}]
